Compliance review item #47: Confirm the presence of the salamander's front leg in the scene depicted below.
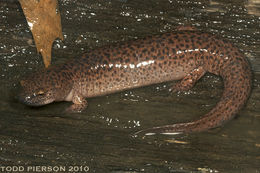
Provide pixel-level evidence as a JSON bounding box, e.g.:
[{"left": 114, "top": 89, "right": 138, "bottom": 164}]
[
  {"left": 170, "top": 66, "right": 206, "bottom": 92},
  {"left": 66, "top": 94, "right": 88, "bottom": 113}
]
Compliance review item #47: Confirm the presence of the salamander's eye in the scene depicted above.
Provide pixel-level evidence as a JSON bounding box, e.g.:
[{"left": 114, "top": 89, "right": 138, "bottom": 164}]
[{"left": 37, "top": 90, "right": 45, "bottom": 95}]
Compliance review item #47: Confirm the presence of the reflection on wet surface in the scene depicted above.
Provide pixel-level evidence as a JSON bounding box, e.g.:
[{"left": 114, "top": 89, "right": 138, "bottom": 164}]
[{"left": 0, "top": 0, "right": 259, "bottom": 172}]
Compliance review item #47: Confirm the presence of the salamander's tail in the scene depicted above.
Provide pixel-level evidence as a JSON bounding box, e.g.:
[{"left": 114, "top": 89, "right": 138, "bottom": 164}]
[{"left": 135, "top": 56, "right": 252, "bottom": 136}]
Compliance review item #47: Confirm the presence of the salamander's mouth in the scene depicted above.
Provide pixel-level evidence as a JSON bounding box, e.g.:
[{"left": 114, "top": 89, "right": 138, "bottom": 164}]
[{"left": 18, "top": 93, "right": 55, "bottom": 107}]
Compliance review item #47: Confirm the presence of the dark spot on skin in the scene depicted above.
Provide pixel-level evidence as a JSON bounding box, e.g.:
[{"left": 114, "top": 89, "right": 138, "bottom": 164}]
[
  {"left": 196, "top": 40, "right": 201, "bottom": 45},
  {"left": 122, "top": 50, "right": 128, "bottom": 55},
  {"left": 168, "top": 38, "right": 174, "bottom": 44},
  {"left": 165, "top": 33, "right": 171, "bottom": 37},
  {"left": 162, "top": 49, "right": 165, "bottom": 54},
  {"left": 142, "top": 48, "right": 148, "bottom": 53},
  {"left": 125, "top": 58, "right": 130, "bottom": 63},
  {"left": 129, "top": 46, "right": 135, "bottom": 51},
  {"left": 158, "top": 63, "right": 163, "bottom": 68},
  {"left": 103, "top": 60, "right": 108, "bottom": 64}
]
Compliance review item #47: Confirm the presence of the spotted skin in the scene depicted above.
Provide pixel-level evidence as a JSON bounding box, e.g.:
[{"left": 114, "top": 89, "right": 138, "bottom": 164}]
[{"left": 18, "top": 30, "right": 252, "bottom": 134}]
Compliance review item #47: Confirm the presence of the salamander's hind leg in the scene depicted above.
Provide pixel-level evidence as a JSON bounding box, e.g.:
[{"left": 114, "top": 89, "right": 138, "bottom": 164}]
[
  {"left": 170, "top": 66, "right": 206, "bottom": 92},
  {"left": 66, "top": 94, "right": 88, "bottom": 113}
]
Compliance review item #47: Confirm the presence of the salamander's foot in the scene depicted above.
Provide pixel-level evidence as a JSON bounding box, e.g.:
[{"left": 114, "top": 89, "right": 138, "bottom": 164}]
[
  {"left": 66, "top": 102, "right": 87, "bottom": 113},
  {"left": 66, "top": 95, "right": 88, "bottom": 113},
  {"left": 170, "top": 66, "right": 205, "bottom": 92}
]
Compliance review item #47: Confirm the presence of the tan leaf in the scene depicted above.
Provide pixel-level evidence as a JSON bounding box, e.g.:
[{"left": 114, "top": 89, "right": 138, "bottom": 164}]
[{"left": 19, "top": 0, "right": 64, "bottom": 68}]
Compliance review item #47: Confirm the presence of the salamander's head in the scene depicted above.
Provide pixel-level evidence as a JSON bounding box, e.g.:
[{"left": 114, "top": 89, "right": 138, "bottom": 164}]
[{"left": 18, "top": 68, "right": 71, "bottom": 107}]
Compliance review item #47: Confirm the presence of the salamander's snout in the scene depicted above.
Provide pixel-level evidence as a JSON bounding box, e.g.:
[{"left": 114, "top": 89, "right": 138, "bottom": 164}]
[{"left": 17, "top": 91, "right": 39, "bottom": 106}]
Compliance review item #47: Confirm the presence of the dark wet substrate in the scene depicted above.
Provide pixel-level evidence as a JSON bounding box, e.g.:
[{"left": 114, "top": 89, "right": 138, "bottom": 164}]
[{"left": 0, "top": 0, "right": 259, "bottom": 172}]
